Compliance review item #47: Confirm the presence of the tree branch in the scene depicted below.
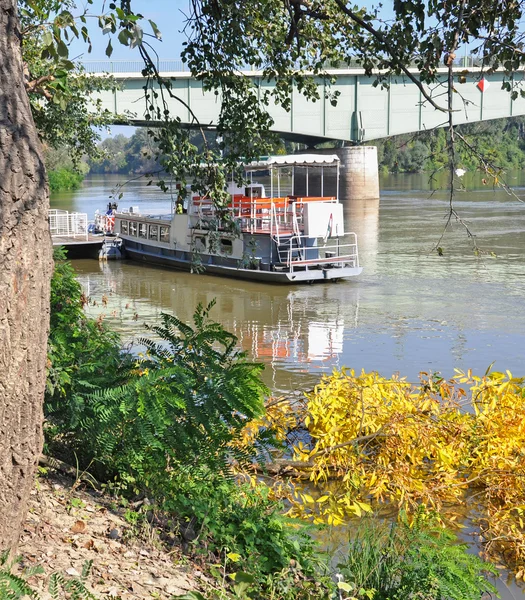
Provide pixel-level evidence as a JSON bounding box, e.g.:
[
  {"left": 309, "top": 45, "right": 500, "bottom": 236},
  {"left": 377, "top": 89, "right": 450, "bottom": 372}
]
[{"left": 24, "top": 74, "right": 55, "bottom": 99}]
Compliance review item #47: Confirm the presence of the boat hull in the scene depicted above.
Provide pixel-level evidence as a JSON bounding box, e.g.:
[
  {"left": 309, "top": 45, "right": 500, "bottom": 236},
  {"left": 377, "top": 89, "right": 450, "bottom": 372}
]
[{"left": 123, "top": 242, "right": 362, "bottom": 284}]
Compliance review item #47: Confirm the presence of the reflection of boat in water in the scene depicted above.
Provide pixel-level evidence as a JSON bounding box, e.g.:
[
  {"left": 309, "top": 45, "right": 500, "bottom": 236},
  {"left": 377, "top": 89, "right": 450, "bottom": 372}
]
[
  {"left": 110, "top": 155, "right": 363, "bottom": 284},
  {"left": 75, "top": 259, "right": 363, "bottom": 391}
]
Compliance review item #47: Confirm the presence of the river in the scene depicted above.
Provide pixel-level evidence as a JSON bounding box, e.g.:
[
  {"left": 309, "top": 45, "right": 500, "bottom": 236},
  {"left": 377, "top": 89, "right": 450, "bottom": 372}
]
[
  {"left": 51, "top": 172, "right": 525, "bottom": 598},
  {"left": 51, "top": 172, "right": 525, "bottom": 394}
]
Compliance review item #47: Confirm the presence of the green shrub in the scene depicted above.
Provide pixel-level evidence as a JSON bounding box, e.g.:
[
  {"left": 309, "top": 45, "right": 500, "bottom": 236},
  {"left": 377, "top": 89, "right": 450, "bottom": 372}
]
[
  {"left": 337, "top": 508, "right": 498, "bottom": 600},
  {"left": 65, "top": 300, "right": 268, "bottom": 483},
  {"left": 162, "top": 467, "right": 332, "bottom": 599}
]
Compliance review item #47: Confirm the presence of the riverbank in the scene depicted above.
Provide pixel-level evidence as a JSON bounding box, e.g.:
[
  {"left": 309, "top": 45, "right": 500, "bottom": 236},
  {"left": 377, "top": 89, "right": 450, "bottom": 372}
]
[
  {"left": 25, "top": 248, "right": 519, "bottom": 600},
  {"left": 17, "top": 469, "right": 200, "bottom": 599}
]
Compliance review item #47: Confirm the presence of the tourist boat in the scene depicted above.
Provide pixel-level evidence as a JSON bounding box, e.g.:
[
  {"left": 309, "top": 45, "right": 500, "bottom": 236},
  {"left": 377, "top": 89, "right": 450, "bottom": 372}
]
[{"left": 107, "top": 154, "right": 363, "bottom": 284}]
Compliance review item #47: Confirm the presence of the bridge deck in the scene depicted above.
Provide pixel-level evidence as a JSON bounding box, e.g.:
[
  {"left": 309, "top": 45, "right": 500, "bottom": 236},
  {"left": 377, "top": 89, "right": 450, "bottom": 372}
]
[{"left": 87, "top": 61, "right": 525, "bottom": 143}]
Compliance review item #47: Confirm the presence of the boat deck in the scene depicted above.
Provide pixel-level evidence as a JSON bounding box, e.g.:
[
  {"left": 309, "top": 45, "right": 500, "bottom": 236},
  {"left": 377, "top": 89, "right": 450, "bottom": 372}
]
[{"left": 287, "top": 255, "right": 356, "bottom": 267}]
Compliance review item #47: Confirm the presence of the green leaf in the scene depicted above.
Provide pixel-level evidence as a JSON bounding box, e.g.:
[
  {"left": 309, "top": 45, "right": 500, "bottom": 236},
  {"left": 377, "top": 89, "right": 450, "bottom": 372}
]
[
  {"left": 105, "top": 39, "right": 113, "bottom": 58},
  {"left": 59, "top": 60, "right": 75, "bottom": 71},
  {"left": 337, "top": 581, "right": 354, "bottom": 592},
  {"left": 118, "top": 29, "right": 131, "bottom": 46},
  {"left": 230, "top": 571, "right": 255, "bottom": 583},
  {"left": 42, "top": 30, "right": 53, "bottom": 47},
  {"left": 56, "top": 39, "right": 68, "bottom": 58},
  {"left": 149, "top": 19, "right": 162, "bottom": 40}
]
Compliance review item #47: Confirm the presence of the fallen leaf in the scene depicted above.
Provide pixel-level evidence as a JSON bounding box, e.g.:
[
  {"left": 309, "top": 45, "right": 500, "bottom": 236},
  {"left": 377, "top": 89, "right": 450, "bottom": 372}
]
[{"left": 71, "top": 520, "right": 86, "bottom": 534}]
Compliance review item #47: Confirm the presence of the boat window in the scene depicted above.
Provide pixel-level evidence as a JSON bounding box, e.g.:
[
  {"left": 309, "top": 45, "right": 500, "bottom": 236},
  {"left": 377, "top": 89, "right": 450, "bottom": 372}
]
[
  {"left": 149, "top": 224, "right": 159, "bottom": 240},
  {"left": 138, "top": 223, "right": 147, "bottom": 239},
  {"left": 159, "top": 226, "right": 170, "bottom": 242},
  {"left": 220, "top": 238, "right": 233, "bottom": 254},
  {"left": 129, "top": 221, "right": 137, "bottom": 236},
  {"left": 120, "top": 221, "right": 128, "bottom": 234}
]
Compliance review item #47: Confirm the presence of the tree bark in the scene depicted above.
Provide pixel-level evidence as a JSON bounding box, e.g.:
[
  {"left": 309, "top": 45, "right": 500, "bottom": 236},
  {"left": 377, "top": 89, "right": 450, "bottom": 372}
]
[{"left": 0, "top": 0, "right": 52, "bottom": 551}]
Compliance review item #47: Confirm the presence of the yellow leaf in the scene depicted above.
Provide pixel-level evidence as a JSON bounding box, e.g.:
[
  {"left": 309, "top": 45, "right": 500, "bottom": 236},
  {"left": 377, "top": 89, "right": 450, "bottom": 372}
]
[
  {"left": 227, "top": 553, "right": 242, "bottom": 563},
  {"left": 356, "top": 501, "right": 372, "bottom": 513}
]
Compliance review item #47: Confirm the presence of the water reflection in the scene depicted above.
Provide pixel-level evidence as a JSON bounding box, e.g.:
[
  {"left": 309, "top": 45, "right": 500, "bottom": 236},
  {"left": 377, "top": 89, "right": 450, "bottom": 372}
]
[
  {"left": 76, "top": 260, "right": 361, "bottom": 392},
  {"left": 344, "top": 197, "right": 380, "bottom": 273}
]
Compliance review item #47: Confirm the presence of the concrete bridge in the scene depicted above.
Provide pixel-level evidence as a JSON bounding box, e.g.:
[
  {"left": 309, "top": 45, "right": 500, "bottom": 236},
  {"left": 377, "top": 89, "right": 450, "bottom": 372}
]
[
  {"left": 85, "top": 60, "right": 525, "bottom": 199},
  {"left": 86, "top": 59, "right": 525, "bottom": 144}
]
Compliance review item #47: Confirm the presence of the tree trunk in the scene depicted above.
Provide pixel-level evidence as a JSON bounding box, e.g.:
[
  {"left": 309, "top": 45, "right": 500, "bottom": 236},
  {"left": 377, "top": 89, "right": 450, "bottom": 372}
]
[{"left": 0, "top": 0, "right": 52, "bottom": 551}]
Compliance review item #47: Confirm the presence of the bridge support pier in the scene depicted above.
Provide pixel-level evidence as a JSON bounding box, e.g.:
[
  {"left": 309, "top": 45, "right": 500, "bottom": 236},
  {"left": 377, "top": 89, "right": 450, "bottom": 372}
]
[
  {"left": 296, "top": 146, "right": 380, "bottom": 201},
  {"left": 335, "top": 146, "right": 380, "bottom": 201}
]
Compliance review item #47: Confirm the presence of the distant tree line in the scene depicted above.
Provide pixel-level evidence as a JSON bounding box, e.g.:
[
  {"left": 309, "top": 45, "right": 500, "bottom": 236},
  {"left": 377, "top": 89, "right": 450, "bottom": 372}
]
[
  {"left": 90, "top": 117, "right": 525, "bottom": 177},
  {"left": 88, "top": 128, "right": 160, "bottom": 175},
  {"left": 373, "top": 116, "right": 525, "bottom": 174},
  {"left": 87, "top": 128, "right": 222, "bottom": 176}
]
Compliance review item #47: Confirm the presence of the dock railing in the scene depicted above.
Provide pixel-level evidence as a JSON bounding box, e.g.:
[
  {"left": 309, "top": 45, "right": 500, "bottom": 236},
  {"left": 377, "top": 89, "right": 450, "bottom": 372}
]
[{"left": 48, "top": 209, "right": 89, "bottom": 240}]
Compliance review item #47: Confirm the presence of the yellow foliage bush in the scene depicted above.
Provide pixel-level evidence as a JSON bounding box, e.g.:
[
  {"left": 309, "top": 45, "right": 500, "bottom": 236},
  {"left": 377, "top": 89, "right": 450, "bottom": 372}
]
[{"left": 276, "top": 368, "right": 525, "bottom": 573}]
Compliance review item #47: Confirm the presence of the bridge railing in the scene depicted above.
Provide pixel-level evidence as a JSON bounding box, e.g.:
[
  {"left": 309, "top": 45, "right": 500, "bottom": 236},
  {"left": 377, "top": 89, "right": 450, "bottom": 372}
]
[
  {"left": 81, "top": 59, "right": 188, "bottom": 73},
  {"left": 49, "top": 209, "right": 89, "bottom": 240},
  {"left": 80, "top": 56, "right": 481, "bottom": 75}
]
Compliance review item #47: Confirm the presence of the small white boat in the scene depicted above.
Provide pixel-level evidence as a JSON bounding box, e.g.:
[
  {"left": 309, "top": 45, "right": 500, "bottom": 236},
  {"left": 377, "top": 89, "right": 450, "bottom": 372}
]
[{"left": 113, "top": 154, "right": 363, "bottom": 284}]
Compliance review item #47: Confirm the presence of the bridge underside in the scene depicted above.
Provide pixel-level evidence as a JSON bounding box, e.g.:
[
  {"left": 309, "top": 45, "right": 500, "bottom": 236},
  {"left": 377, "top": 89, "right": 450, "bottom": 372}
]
[
  {"left": 128, "top": 119, "right": 342, "bottom": 147},
  {"left": 95, "top": 68, "right": 525, "bottom": 144}
]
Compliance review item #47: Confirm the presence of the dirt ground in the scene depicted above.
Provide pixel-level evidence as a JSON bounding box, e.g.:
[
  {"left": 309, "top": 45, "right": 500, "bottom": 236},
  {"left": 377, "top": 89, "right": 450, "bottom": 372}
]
[{"left": 16, "top": 471, "right": 204, "bottom": 599}]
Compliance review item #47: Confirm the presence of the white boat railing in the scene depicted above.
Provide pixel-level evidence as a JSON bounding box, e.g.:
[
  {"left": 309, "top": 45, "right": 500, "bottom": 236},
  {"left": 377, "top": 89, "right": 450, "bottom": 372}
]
[
  {"left": 278, "top": 233, "right": 360, "bottom": 272},
  {"left": 49, "top": 209, "right": 89, "bottom": 240}
]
